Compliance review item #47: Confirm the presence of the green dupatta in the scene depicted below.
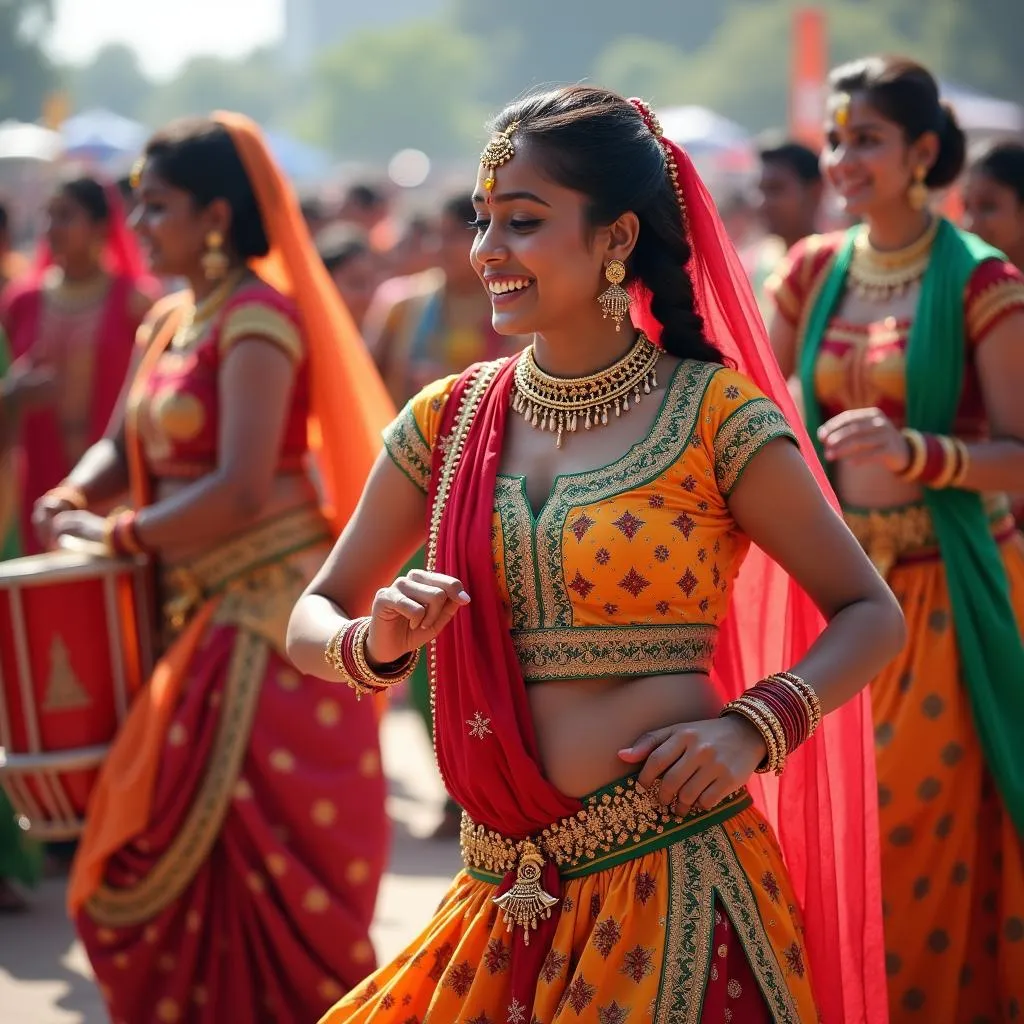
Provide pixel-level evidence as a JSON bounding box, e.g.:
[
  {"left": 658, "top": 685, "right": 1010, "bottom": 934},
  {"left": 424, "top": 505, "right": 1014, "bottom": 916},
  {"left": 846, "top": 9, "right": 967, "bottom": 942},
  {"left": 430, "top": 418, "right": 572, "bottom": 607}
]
[
  {"left": 799, "top": 218, "right": 1024, "bottom": 837},
  {"left": 0, "top": 327, "right": 21, "bottom": 561}
]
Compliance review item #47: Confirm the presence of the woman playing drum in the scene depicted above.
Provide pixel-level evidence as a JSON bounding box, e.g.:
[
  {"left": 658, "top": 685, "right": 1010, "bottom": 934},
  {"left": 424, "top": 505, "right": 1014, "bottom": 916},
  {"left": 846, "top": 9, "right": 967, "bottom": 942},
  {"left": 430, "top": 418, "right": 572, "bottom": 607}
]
[{"left": 35, "top": 115, "right": 393, "bottom": 1022}]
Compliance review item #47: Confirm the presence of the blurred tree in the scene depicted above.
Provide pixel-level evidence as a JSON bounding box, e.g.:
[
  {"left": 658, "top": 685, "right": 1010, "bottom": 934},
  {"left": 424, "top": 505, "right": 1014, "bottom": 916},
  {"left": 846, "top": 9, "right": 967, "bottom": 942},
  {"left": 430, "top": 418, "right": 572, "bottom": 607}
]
[
  {"left": 142, "top": 48, "right": 290, "bottom": 130},
  {"left": 301, "top": 21, "right": 487, "bottom": 160},
  {"left": 68, "top": 44, "right": 152, "bottom": 121},
  {"left": 0, "top": 0, "right": 56, "bottom": 121},
  {"left": 448, "top": 0, "right": 728, "bottom": 102}
]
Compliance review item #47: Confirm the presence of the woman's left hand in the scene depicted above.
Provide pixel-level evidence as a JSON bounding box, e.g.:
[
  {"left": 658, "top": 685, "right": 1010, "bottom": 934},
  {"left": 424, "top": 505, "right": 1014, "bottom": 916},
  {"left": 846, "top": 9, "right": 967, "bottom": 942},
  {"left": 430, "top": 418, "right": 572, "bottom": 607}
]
[
  {"left": 50, "top": 510, "right": 108, "bottom": 550},
  {"left": 618, "top": 716, "right": 768, "bottom": 816},
  {"left": 817, "top": 407, "right": 910, "bottom": 472}
]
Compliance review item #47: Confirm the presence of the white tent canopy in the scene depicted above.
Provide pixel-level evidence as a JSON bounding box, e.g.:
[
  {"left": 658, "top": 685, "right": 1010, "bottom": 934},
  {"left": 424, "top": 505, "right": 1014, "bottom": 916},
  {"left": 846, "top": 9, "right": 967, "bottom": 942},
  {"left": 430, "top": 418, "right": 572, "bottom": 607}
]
[{"left": 0, "top": 120, "right": 62, "bottom": 163}]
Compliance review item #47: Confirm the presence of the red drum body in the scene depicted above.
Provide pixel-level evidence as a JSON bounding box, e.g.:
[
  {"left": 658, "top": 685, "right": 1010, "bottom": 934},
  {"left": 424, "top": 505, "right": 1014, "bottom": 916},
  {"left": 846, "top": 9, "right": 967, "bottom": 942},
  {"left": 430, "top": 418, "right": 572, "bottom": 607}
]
[{"left": 0, "top": 551, "right": 154, "bottom": 840}]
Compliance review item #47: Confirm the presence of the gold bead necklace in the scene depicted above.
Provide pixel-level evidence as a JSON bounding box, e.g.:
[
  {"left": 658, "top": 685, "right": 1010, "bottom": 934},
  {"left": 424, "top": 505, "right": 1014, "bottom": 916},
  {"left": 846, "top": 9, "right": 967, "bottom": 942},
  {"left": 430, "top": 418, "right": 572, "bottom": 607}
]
[
  {"left": 511, "top": 332, "right": 660, "bottom": 448},
  {"left": 847, "top": 217, "right": 939, "bottom": 301}
]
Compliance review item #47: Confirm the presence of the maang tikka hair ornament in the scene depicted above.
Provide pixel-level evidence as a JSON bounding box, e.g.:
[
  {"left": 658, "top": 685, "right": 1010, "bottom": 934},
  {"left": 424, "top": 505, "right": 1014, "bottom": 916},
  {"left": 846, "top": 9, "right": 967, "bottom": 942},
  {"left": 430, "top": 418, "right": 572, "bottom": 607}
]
[{"left": 480, "top": 121, "right": 520, "bottom": 203}]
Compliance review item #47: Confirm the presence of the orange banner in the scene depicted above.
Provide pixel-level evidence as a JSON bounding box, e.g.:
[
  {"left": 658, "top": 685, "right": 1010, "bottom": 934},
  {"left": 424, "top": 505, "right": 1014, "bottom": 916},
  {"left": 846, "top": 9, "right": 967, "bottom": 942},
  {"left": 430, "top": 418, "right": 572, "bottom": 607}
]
[{"left": 789, "top": 7, "right": 827, "bottom": 150}]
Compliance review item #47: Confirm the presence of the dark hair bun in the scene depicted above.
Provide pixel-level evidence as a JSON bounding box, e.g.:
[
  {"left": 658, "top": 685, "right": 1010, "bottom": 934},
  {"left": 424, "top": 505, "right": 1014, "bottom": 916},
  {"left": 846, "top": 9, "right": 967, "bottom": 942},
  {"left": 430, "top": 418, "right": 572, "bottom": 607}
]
[
  {"left": 143, "top": 118, "right": 270, "bottom": 260},
  {"left": 928, "top": 101, "right": 967, "bottom": 189}
]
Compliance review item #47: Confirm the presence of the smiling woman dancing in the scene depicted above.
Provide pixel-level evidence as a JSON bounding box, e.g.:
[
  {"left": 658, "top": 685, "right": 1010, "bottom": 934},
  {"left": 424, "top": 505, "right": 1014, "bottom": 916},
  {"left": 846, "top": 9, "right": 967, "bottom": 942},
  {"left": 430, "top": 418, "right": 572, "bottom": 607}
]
[{"left": 289, "top": 86, "right": 905, "bottom": 1022}]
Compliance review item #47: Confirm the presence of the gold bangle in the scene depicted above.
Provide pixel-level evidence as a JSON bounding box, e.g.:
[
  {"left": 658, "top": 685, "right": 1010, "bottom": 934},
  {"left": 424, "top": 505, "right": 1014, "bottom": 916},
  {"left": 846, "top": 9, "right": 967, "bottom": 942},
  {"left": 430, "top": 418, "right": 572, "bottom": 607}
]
[
  {"left": 351, "top": 617, "right": 419, "bottom": 689},
  {"left": 722, "top": 698, "right": 784, "bottom": 776},
  {"left": 931, "top": 435, "right": 959, "bottom": 489},
  {"left": 742, "top": 694, "right": 790, "bottom": 764},
  {"left": 949, "top": 438, "right": 971, "bottom": 488},
  {"left": 770, "top": 671, "right": 823, "bottom": 737},
  {"left": 896, "top": 429, "right": 927, "bottom": 481}
]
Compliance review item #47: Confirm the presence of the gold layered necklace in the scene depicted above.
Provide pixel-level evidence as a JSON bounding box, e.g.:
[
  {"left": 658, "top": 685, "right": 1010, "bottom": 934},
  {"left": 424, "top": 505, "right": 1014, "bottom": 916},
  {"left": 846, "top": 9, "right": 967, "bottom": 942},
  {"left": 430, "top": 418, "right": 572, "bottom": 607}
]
[
  {"left": 171, "top": 267, "right": 247, "bottom": 349},
  {"left": 847, "top": 217, "right": 939, "bottom": 301},
  {"left": 511, "top": 332, "right": 660, "bottom": 448}
]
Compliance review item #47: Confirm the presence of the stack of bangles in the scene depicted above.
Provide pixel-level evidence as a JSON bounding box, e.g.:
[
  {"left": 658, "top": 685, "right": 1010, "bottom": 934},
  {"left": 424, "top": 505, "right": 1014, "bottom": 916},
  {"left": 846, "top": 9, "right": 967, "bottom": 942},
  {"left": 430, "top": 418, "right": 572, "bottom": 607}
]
[
  {"left": 896, "top": 428, "right": 971, "bottom": 488},
  {"left": 324, "top": 617, "right": 420, "bottom": 700},
  {"left": 103, "top": 509, "right": 150, "bottom": 558},
  {"left": 720, "top": 671, "right": 822, "bottom": 776}
]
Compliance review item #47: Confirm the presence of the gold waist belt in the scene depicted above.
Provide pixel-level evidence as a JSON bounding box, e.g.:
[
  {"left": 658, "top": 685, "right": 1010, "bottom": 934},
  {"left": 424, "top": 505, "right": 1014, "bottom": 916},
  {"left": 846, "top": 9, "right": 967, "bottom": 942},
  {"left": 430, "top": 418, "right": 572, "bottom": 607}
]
[
  {"left": 162, "top": 503, "right": 330, "bottom": 629},
  {"left": 843, "top": 493, "right": 1014, "bottom": 578},
  {"left": 461, "top": 776, "right": 750, "bottom": 884}
]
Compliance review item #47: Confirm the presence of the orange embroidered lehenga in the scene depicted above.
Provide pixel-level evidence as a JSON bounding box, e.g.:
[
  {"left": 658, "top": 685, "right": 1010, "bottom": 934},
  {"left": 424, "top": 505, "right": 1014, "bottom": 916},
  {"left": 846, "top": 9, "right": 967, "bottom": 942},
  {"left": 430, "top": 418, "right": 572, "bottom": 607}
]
[
  {"left": 321, "top": 361, "right": 820, "bottom": 1023},
  {"left": 771, "top": 231, "right": 1024, "bottom": 1019}
]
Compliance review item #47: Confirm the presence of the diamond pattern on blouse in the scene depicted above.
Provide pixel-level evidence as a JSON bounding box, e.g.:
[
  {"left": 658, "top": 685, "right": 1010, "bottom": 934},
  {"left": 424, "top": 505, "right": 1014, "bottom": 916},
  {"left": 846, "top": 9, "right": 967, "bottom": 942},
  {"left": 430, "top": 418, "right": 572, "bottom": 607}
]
[
  {"left": 569, "top": 513, "right": 596, "bottom": 542},
  {"left": 595, "top": 548, "right": 611, "bottom": 565},
  {"left": 671, "top": 513, "right": 696, "bottom": 539},
  {"left": 569, "top": 571, "right": 595, "bottom": 599},
  {"left": 612, "top": 511, "right": 645, "bottom": 540},
  {"left": 618, "top": 567, "right": 651, "bottom": 598},
  {"left": 654, "top": 545, "right": 670, "bottom": 563},
  {"left": 677, "top": 568, "right": 698, "bottom": 597}
]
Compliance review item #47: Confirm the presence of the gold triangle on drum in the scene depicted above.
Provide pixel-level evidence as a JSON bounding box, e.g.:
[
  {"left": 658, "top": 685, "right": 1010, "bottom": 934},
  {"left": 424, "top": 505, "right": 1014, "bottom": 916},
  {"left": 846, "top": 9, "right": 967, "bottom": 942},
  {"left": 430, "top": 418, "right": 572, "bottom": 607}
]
[{"left": 42, "top": 635, "right": 93, "bottom": 712}]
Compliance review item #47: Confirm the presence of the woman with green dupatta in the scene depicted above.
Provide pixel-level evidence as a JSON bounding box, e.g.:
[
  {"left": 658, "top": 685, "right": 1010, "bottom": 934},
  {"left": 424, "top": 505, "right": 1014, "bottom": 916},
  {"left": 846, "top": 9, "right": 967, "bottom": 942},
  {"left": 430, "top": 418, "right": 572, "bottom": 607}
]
[
  {"left": 769, "top": 55, "right": 1024, "bottom": 1020},
  {"left": 0, "top": 325, "right": 43, "bottom": 910}
]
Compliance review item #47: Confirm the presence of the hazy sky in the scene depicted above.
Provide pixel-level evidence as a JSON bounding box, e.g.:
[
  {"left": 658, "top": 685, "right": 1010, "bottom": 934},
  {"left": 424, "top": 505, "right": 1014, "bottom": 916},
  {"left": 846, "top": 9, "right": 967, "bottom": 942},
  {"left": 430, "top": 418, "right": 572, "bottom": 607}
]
[{"left": 47, "top": 0, "right": 285, "bottom": 79}]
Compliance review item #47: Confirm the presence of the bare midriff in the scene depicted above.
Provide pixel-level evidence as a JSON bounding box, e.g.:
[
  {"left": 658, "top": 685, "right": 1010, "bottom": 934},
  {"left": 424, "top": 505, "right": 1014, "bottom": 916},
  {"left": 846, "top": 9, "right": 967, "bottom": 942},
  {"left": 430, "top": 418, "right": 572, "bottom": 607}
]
[{"left": 527, "top": 671, "right": 721, "bottom": 797}]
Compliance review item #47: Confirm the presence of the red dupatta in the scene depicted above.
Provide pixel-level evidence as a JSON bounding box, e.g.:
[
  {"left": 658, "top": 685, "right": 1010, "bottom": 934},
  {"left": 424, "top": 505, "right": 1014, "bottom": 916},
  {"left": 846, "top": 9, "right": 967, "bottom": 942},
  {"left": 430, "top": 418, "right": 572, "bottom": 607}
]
[{"left": 427, "top": 108, "right": 885, "bottom": 1023}]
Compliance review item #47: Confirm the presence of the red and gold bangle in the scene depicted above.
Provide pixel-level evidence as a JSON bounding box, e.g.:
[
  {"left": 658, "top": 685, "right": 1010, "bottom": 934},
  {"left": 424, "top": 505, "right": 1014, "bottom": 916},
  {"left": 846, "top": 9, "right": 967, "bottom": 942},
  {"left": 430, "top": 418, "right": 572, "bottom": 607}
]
[
  {"left": 896, "top": 429, "right": 927, "bottom": 481},
  {"left": 324, "top": 617, "right": 419, "bottom": 700},
  {"left": 103, "top": 510, "right": 148, "bottom": 557},
  {"left": 721, "top": 695, "right": 786, "bottom": 775},
  {"left": 44, "top": 482, "right": 89, "bottom": 511}
]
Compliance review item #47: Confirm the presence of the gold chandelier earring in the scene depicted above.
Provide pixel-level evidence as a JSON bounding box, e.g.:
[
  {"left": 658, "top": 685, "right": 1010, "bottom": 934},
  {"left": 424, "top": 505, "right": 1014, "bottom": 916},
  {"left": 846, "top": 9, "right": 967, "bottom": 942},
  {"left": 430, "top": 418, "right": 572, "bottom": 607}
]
[
  {"left": 598, "top": 259, "right": 631, "bottom": 331},
  {"left": 908, "top": 165, "right": 929, "bottom": 212},
  {"left": 201, "top": 230, "right": 230, "bottom": 281}
]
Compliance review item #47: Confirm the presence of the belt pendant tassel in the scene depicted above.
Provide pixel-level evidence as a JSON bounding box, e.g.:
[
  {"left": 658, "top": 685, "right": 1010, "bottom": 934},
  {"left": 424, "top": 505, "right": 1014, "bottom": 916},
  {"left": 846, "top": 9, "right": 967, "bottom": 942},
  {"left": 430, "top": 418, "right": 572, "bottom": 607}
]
[{"left": 491, "top": 841, "right": 558, "bottom": 946}]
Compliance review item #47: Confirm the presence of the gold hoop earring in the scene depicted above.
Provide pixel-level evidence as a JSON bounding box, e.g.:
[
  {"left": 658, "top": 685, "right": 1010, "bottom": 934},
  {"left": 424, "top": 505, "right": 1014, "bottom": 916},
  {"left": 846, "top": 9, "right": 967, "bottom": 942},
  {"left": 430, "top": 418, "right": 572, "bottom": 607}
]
[
  {"left": 598, "top": 259, "right": 631, "bottom": 331},
  {"left": 201, "top": 230, "right": 230, "bottom": 281},
  {"left": 908, "top": 166, "right": 929, "bottom": 212}
]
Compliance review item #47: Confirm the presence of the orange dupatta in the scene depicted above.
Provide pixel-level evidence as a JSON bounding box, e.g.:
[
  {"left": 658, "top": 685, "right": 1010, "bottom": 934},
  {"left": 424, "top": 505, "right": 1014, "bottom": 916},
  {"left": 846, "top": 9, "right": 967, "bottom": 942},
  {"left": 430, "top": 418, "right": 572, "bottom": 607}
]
[{"left": 68, "top": 113, "right": 393, "bottom": 914}]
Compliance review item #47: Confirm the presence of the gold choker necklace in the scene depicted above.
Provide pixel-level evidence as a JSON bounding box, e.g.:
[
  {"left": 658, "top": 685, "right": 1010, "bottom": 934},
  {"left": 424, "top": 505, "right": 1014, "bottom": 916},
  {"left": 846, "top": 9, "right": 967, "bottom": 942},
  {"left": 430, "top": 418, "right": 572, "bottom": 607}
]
[
  {"left": 848, "top": 218, "right": 939, "bottom": 301},
  {"left": 172, "top": 268, "right": 247, "bottom": 349},
  {"left": 511, "top": 333, "right": 660, "bottom": 448}
]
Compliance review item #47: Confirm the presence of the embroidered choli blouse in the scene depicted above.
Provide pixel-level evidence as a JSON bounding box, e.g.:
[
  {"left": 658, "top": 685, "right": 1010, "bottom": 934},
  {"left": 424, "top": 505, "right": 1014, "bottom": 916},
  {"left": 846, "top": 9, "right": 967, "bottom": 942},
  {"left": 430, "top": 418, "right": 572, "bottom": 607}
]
[
  {"left": 769, "top": 232, "right": 1024, "bottom": 437},
  {"left": 383, "top": 359, "right": 797, "bottom": 682},
  {"left": 131, "top": 283, "right": 311, "bottom": 479}
]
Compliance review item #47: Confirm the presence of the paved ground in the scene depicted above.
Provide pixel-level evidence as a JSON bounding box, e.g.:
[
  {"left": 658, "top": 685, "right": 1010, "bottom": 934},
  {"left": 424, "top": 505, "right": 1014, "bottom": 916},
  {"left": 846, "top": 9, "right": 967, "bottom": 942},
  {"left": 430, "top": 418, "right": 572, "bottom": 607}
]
[{"left": 0, "top": 708, "right": 460, "bottom": 1023}]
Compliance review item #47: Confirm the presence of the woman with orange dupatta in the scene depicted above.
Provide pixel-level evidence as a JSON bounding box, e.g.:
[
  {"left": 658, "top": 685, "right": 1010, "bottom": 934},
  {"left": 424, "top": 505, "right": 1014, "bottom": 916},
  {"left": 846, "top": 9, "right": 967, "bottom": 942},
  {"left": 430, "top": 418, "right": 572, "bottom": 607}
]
[
  {"left": 2, "top": 175, "right": 158, "bottom": 553},
  {"left": 33, "top": 114, "right": 394, "bottom": 1023},
  {"left": 289, "top": 86, "right": 904, "bottom": 1022}
]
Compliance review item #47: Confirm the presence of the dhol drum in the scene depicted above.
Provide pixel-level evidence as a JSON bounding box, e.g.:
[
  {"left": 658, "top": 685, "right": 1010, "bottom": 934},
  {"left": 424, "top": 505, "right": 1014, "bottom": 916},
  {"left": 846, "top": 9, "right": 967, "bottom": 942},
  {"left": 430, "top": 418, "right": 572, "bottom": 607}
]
[{"left": 0, "top": 550, "right": 154, "bottom": 840}]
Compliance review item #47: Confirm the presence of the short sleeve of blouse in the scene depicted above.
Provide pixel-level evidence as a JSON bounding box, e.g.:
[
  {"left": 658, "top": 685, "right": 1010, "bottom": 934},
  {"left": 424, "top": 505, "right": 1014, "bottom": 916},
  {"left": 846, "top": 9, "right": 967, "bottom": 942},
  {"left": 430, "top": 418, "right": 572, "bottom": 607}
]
[
  {"left": 765, "top": 233, "right": 839, "bottom": 327},
  {"left": 700, "top": 368, "right": 798, "bottom": 496},
  {"left": 381, "top": 373, "right": 459, "bottom": 493},
  {"left": 218, "top": 297, "right": 303, "bottom": 364},
  {"left": 964, "top": 258, "right": 1024, "bottom": 347}
]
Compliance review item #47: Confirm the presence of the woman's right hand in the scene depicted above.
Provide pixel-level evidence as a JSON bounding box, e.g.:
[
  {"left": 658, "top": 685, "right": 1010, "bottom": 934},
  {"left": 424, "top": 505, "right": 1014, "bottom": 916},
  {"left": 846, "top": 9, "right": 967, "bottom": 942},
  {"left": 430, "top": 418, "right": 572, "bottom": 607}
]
[
  {"left": 366, "top": 569, "right": 471, "bottom": 665},
  {"left": 31, "top": 494, "right": 78, "bottom": 550}
]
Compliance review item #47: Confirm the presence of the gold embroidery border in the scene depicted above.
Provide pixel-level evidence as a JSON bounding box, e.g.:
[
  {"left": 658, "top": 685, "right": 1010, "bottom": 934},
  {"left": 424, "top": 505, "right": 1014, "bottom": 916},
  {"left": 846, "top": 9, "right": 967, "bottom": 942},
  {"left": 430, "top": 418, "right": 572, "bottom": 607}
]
[
  {"left": 493, "top": 476, "right": 542, "bottom": 630},
  {"left": 382, "top": 404, "right": 432, "bottom": 494},
  {"left": 425, "top": 360, "right": 507, "bottom": 778},
  {"left": 535, "top": 360, "right": 719, "bottom": 627},
  {"left": 966, "top": 275, "right": 1024, "bottom": 344},
  {"left": 512, "top": 623, "right": 717, "bottom": 681},
  {"left": 86, "top": 629, "right": 268, "bottom": 926},
  {"left": 218, "top": 302, "right": 302, "bottom": 363},
  {"left": 713, "top": 399, "right": 795, "bottom": 495},
  {"left": 656, "top": 828, "right": 800, "bottom": 1024}
]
